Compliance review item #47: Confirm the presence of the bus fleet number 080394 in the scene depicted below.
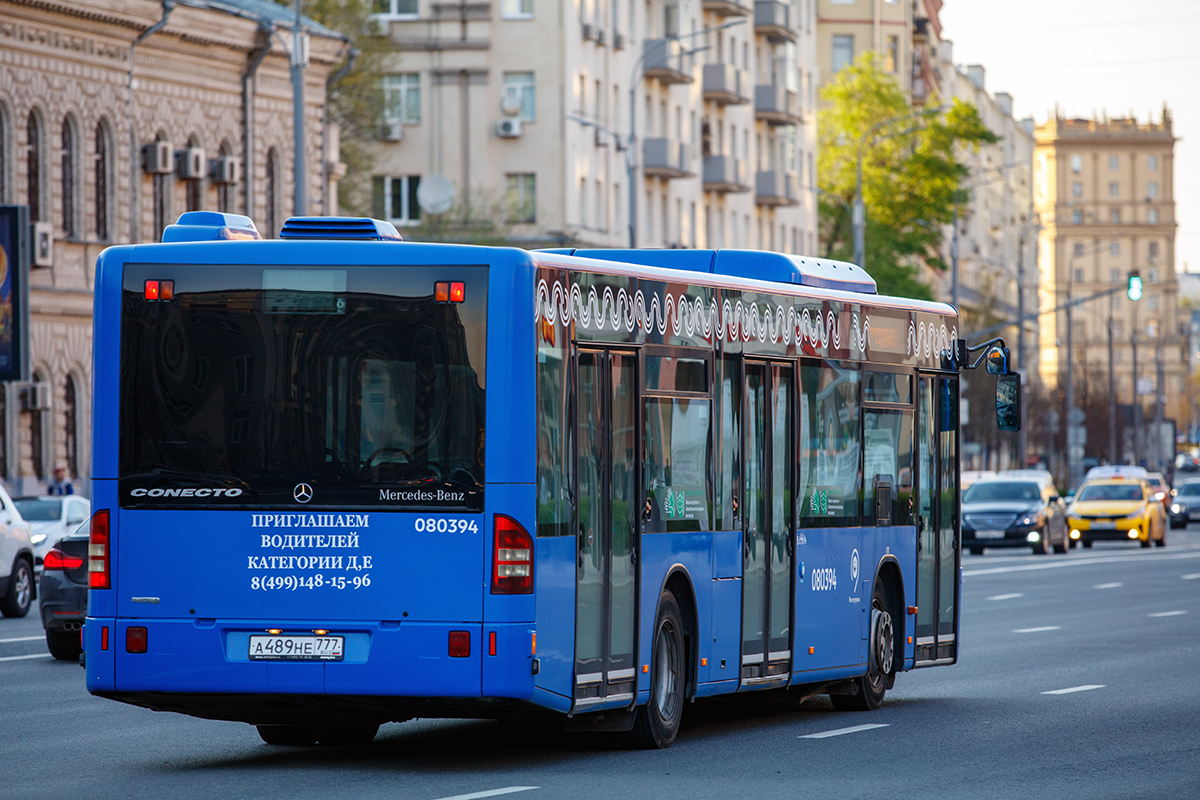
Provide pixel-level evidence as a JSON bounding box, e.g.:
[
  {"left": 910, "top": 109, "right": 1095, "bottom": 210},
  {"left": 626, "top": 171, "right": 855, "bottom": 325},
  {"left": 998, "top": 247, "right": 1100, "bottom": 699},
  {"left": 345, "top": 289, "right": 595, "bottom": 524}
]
[{"left": 414, "top": 518, "right": 480, "bottom": 534}]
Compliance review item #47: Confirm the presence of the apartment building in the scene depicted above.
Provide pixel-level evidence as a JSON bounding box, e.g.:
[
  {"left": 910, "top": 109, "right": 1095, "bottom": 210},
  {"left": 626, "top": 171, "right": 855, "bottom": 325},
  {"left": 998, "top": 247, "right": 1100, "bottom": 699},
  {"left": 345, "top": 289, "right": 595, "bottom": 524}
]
[
  {"left": 1034, "top": 108, "right": 1182, "bottom": 469},
  {"left": 371, "top": 0, "right": 818, "bottom": 253},
  {"left": 815, "top": 0, "right": 941, "bottom": 104}
]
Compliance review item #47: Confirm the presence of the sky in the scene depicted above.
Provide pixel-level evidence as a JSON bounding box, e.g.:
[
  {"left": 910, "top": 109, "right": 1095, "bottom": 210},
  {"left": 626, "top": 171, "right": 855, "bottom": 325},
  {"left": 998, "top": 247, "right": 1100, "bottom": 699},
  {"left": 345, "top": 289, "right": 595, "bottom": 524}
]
[{"left": 938, "top": 0, "right": 1200, "bottom": 275}]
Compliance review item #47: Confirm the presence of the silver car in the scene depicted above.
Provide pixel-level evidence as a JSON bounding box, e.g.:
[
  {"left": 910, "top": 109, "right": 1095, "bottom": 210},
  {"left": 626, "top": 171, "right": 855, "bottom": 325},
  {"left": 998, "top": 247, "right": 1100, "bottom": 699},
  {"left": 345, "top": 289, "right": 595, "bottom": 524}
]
[
  {"left": 14, "top": 496, "right": 91, "bottom": 574},
  {"left": 0, "top": 484, "right": 36, "bottom": 617}
]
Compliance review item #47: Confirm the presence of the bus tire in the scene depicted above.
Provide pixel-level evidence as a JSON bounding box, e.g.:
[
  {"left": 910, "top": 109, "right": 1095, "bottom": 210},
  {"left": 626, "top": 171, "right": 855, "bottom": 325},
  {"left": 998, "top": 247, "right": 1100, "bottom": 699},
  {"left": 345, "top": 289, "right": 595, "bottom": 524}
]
[
  {"left": 256, "top": 725, "right": 318, "bottom": 746},
  {"left": 317, "top": 724, "right": 380, "bottom": 746},
  {"left": 831, "top": 580, "right": 893, "bottom": 712},
  {"left": 627, "top": 591, "right": 684, "bottom": 749}
]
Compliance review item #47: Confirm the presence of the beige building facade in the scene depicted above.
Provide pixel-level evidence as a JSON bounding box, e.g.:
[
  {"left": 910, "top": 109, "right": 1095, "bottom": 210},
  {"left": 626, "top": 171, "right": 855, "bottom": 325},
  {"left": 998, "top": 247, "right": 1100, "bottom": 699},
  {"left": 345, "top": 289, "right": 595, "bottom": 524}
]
[
  {"left": 0, "top": 0, "right": 346, "bottom": 495},
  {"left": 1034, "top": 109, "right": 1182, "bottom": 469},
  {"left": 372, "top": 0, "right": 818, "bottom": 253},
  {"left": 815, "top": 0, "right": 941, "bottom": 104}
]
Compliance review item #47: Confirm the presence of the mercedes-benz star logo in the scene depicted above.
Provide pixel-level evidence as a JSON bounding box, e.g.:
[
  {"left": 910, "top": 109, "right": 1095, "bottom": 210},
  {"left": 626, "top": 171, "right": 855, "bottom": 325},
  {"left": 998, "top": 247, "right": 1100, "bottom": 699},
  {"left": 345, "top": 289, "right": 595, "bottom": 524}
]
[{"left": 293, "top": 483, "right": 313, "bottom": 504}]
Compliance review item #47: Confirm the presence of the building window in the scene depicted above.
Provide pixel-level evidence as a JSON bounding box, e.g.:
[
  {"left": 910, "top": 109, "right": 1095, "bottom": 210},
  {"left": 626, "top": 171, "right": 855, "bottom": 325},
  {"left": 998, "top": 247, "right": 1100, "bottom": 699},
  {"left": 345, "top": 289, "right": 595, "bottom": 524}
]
[
  {"left": 831, "top": 35, "right": 854, "bottom": 73},
  {"left": 501, "top": 0, "right": 533, "bottom": 17},
  {"left": 1110, "top": 241, "right": 1120, "bottom": 256},
  {"left": 372, "top": 0, "right": 418, "bottom": 16},
  {"left": 30, "top": 370, "right": 44, "bottom": 480},
  {"left": 1070, "top": 154, "right": 1082, "bottom": 173},
  {"left": 1111, "top": 208, "right": 1120, "bottom": 224},
  {"left": 0, "top": 103, "right": 8, "bottom": 203},
  {"left": 61, "top": 117, "right": 77, "bottom": 238},
  {"left": 664, "top": 1, "right": 680, "bottom": 37},
  {"left": 64, "top": 375, "right": 78, "bottom": 479},
  {"left": 1108, "top": 181, "right": 1119, "bottom": 197},
  {"left": 1109, "top": 155, "right": 1119, "bottom": 170},
  {"left": 265, "top": 147, "right": 278, "bottom": 238},
  {"left": 1072, "top": 209, "right": 1083, "bottom": 224},
  {"left": 1148, "top": 208, "right": 1159, "bottom": 224},
  {"left": 1073, "top": 269, "right": 1083, "bottom": 283},
  {"left": 185, "top": 137, "right": 202, "bottom": 213},
  {"left": 1110, "top": 269, "right": 1120, "bottom": 283},
  {"left": 1147, "top": 181, "right": 1158, "bottom": 199},
  {"left": 372, "top": 175, "right": 423, "bottom": 225},
  {"left": 95, "top": 121, "right": 111, "bottom": 241},
  {"left": 216, "top": 141, "right": 233, "bottom": 214},
  {"left": 1149, "top": 242, "right": 1159, "bottom": 260},
  {"left": 1147, "top": 155, "right": 1158, "bottom": 170},
  {"left": 1149, "top": 295, "right": 1158, "bottom": 312},
  {"left": 383, "top": 73, "right": 421, "bottom": 124},
  {"left": 1148, "top": 267, "right": 1158, "bottom": 283},
  {"left": 1071, "top": 181, "right": 1082, "bottom": 198},
  {"left": 504, "top": 173, "right": 535, "bottom": 223},
  {"left": 503, "top": 72, "right": 536, "bottom": 121},
  {"left": 1073, "top": 242, "right": 1084, "bottom": 256},
  {"left": 26, "top": 111, "right": 43, "bottom": 222},
  {"left": 886, "top": 36, "right": 899, "bottom": 73}
]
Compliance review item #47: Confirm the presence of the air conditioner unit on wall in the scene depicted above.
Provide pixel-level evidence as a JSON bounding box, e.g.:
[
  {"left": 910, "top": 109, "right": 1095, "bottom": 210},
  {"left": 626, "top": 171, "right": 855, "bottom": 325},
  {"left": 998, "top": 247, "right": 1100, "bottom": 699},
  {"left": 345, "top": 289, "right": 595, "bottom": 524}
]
[
  {"left": 143, "top": 141, "right": 173, "bottom": 174},
  {"left": 496, "top": 118, "right": 523, "bottom": 138},
  {"left": 581, "top": 22, "right": 594, "bottom": 40},
  {"left": 20, "top": 382, "right": 51, "bottom": 412},
  {"left": 178, "top": 147, "right": 206, "bottom": 180},
  {"left": 32, "top": 221, "right": 53, "bottom": 267},
  {"left": 596, "top": 29, "right": 606, "bottom": 46},
  {"left": 211, "top": 156, "right": 239, "bottom": 185},
  {"left": 381, "top": 120, "right": 404, "bottom": 142},
  {"left": 613, "top": 32, "right": 626, "bottom": 50}
]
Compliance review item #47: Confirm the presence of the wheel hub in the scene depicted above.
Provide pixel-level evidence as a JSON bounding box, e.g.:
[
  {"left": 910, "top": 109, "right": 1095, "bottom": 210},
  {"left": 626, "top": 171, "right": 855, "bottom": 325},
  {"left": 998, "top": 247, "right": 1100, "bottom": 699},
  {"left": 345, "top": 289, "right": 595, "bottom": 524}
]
[{"left": 870, "top": 607, "right": 894, "bottom": 676}]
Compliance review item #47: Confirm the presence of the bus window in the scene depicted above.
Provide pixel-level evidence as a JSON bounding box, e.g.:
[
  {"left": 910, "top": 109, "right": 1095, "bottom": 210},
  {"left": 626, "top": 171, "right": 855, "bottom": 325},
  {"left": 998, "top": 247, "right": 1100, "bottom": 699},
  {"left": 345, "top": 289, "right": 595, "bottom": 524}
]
[
  {"left": 643, "top": 397, "right": 711, "bottom": 533},
  {"left": 862, "top": 409, "right": 914, "bottom": 526},
  {"left": 798, "top": 361, "right": 860, "bottom": 528}
]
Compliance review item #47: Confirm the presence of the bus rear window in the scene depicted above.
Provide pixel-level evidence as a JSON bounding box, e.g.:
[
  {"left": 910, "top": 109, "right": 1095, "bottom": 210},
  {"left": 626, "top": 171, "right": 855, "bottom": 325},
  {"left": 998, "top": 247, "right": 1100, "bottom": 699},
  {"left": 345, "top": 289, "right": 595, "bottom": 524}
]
[{"left": 118, "top": 264, "right": 487, "bottom": 509}]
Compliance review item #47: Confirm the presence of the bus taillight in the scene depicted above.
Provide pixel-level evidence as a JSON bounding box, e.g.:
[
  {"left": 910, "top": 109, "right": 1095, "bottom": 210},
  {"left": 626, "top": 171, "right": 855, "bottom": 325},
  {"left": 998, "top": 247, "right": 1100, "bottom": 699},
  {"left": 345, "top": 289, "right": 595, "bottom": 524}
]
[
  {"left": 491, "top": 515, "right": 533, "bottom": 594},
  {"left": 89, "top": 510, "right": 111, "bottom": 590}
]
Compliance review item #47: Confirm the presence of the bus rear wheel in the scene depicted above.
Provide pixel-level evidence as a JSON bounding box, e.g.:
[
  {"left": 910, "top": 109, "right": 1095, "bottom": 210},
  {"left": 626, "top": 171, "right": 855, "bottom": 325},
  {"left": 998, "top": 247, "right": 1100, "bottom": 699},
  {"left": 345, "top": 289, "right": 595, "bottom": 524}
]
[
  {"left": 627, "top": 591, "right": 684, "bottom": 749},
  {"left": 256, "top": 725, "right": 318, "bottom": 746},
  {"left": 831, "top": 581, "right": 893, "bottom": 712}
]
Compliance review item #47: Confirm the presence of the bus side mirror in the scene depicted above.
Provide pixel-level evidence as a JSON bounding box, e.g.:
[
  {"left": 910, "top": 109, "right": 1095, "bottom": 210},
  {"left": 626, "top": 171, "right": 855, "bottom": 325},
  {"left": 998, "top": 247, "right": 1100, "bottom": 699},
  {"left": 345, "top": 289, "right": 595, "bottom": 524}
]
[{"left": 996, "top": 373, "right": 1021, "bottom": 432}]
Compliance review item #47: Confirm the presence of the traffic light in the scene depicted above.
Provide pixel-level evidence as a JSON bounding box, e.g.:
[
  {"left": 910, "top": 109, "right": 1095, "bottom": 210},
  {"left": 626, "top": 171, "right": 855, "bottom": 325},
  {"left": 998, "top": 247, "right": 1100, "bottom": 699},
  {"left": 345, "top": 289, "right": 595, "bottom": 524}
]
[{"left": 1127, "top": 270, "right": 1143, "bottom": 301}]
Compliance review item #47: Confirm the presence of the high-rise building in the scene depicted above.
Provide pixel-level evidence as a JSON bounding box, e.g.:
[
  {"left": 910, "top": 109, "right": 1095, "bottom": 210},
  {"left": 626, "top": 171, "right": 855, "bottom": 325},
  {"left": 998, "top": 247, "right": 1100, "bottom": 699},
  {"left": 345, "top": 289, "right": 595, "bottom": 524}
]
[
  {"left": 370, "top": 0, "right": 817, "bottom": 252},
  {"left": 1034, "top": 108, "right": 1181, "bottom": 472}
]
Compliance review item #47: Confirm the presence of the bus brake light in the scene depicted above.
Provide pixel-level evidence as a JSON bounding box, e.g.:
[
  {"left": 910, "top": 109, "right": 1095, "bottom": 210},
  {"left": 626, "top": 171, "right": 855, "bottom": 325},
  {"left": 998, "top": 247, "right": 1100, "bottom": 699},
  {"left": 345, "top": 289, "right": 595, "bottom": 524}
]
[
  {"left": 435, "top": 281, "right": 466, "bottom": 303},
  {"left": 449, "top": 282, "right": 465, "bottom": 303},
  {"left": 89, "top": 510, "right": 111, "bottom": 589},
  {"left": 491, "top": 515, "right": 533, "bottom": 594}
]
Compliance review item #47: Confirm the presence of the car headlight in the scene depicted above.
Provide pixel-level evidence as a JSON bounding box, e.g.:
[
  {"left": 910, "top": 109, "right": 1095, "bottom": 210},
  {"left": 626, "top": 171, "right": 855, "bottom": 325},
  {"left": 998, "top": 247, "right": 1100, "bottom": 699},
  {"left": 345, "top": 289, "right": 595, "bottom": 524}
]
[
  {"left": 30, "top": 532, "right": 46, "bottom": 545},
  {"left": 1172, "top": 503, "right": 1185, "bottom": 514},
  {"left": 1017, "top": 515, "right": 1038, "bottom": 527}
]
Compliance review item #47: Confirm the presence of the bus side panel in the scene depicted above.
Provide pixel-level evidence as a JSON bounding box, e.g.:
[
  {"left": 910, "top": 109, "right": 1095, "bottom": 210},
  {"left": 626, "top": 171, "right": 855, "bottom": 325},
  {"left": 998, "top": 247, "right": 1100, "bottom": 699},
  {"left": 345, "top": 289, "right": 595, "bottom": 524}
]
[
  {"left": 792, "top": 528, "right": 864, "bottom": 674},
  {"left": 860, "top": 526, "right": 918, "bottom": 670},
  {"left": 482, "top": 482, "right": 536, "bottom": 700},
  {"left": 532, "top": 536, "right": 574, "bottom": 702},
  {"left": 486, "top": 252, "right": 536, "bottom": 485},
  {"left": 702, "top": 529, "right": 741, "bottom": 687},
  {"left": 638, "top": 532, "right": 713, "bottom": 697},
  {"left": 91, "top": 248, "right": 127, "bottom": 482}
]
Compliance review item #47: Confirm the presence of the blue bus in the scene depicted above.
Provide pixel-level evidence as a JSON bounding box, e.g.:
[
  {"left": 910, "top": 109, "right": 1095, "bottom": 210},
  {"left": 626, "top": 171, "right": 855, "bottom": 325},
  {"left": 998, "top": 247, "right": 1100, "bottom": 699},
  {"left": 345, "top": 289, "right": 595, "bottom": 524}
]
[{"left": 84, "top": 212, "right": 1016, "bottom": 748}]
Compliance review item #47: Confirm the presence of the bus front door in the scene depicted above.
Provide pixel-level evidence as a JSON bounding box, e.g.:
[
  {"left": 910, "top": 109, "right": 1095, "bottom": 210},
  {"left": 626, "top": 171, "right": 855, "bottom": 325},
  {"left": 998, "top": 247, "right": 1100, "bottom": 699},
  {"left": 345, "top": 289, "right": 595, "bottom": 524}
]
[
  {"left": 741, "top": 361, "right": 793, "bottom": 686},
  {"left": 574, "top": 349, "right": 638, "bottom": 710},
  {"left": 915, "top": 374, "right": 960, "bottom": 665}
]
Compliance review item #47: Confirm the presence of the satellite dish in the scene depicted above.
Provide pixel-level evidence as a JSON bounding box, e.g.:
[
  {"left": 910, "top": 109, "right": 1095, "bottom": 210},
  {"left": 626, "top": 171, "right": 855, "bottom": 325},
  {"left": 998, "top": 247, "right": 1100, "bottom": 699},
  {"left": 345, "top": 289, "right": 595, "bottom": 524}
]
[
  {"left": 500, "top": 90, "right": 522, "bottom": 118},
  {"left": 417, "top": 174, "right": 455, "bottom": 216}
]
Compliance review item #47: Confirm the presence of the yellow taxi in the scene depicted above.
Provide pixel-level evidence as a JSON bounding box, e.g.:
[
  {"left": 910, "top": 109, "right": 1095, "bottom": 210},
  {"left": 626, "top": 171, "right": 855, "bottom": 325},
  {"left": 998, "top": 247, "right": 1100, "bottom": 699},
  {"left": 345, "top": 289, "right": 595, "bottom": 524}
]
[{"left": 1067, "top": 477, "right": 1167, "bottom": 548}]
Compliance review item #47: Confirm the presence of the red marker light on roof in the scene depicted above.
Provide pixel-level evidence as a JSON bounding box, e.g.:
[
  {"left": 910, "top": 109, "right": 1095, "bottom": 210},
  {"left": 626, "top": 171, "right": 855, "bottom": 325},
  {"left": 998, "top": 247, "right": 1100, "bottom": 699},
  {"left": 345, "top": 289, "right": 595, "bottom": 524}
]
[
  {"left": 435, "top": 281, "right": 450, "bottom": 303},
  {"left": 450, "top": 282, "right": 465, "bottom": 303},
  {"left": 144, "top": 280, "right": 159, "bottom": 300}
]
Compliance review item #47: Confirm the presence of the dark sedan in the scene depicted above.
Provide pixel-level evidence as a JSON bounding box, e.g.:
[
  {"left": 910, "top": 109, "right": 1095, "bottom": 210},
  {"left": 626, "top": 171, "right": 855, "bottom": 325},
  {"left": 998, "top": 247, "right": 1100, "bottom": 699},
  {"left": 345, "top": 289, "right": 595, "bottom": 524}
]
[
  {"left": 38, "top": 520, "right": 88, "bottom": 661},
  {"left": 962, "top": 479, "right": 1069, "bottom": 555},
  {"left": 1169, "top": 480, "right": 1200, "bottom": 529}
]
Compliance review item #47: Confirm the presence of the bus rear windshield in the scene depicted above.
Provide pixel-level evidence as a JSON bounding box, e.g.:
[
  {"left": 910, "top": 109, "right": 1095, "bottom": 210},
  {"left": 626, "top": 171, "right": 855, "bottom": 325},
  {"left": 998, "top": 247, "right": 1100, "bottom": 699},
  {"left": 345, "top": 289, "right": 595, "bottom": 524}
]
[{"left": 118, "top": 264, "right": 487, "bottom": 510}]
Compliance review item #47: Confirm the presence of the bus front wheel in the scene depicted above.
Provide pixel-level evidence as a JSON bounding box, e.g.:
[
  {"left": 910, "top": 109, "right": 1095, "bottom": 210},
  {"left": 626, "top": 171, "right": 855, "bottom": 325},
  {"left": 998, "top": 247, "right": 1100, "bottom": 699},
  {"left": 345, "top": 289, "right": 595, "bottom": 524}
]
[
  {"left": 831, "top": 581, "right": 893, "bottom": 712},
  {"left": 627, "top": 591, "right": 684, "bottom": 749}
]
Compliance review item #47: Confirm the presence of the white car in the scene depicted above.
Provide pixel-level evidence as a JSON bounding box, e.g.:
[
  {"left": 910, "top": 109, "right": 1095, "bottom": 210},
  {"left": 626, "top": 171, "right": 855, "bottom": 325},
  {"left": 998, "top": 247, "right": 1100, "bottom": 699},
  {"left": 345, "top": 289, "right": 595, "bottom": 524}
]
[
  {"left": 14, "top": 496, "right": 91, "bottom": 574},
  {"left": 0, "top": 484, "right": 36, "bottom": 617},
  {"left": 1085, "top": 465, "right": 1148, "bottom": 481}
]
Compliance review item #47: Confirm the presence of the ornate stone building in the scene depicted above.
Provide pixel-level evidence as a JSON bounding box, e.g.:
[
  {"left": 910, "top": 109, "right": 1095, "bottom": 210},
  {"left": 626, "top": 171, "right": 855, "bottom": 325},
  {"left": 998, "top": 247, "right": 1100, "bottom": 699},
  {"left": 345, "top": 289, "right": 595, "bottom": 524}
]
[{"left": 0, "top": 0, "right": 347, "bottom": 495}]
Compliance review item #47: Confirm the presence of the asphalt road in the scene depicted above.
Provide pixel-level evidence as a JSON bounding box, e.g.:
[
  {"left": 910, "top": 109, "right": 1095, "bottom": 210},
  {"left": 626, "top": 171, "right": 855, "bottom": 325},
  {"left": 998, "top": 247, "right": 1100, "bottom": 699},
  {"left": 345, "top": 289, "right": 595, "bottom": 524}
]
[{"left": 3, "top": 531, "right": 1198, "bottom": 799}]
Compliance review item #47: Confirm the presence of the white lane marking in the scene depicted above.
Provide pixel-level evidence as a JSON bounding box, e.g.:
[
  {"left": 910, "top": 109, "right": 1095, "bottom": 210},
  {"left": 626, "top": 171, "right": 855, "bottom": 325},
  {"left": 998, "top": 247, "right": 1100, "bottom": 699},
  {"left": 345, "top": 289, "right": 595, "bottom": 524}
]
[
  {"left": 1042, "top": 685, "right": 1105, "bottom": 695},
  {"left": 987, "top": 593, "right": 1024, "bottom": 601},
  {"left": 0, "top": 635, "right": 45, "bottom": 644},
  {"left": 1012, "top": 626, "right": 1061, "bottom": 634},
  {"left": 964, "top": 546, "right": 1200, "bottom": 577},
  {"left": 1148, "top": 610, "right": 1187, "bottom": 618},
  {"left": 799, "top": 723, "right": 890, "bottom": 739},
  {"left": 0, "top": 653, "right": 51, "bottom": 663},
  {"left": 431, "top": 788, "right": 539, "bottom": 800},
  {"left": 1093, "top": 582, "right": 1123, "bottom": 589},
  {"left": 1183, "top": 573, "right": 1200, "bottom": 580}
]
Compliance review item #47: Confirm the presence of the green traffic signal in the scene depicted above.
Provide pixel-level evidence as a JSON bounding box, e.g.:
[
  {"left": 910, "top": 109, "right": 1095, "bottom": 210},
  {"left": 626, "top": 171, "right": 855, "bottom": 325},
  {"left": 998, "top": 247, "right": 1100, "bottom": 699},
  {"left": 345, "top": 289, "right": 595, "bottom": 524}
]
[{"left": 1127, "top": 271, "right": 1143, "bottom": 301}]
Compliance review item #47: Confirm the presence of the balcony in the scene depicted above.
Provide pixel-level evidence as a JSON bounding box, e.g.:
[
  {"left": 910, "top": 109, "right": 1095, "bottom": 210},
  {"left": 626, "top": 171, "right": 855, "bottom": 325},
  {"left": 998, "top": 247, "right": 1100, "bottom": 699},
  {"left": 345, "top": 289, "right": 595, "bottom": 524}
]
[
  {"left": 703, "top": 155, "right": 750, "bottom": 193},
  {"left": 913, "top": 17, "right": 929, "bottom": 44},
  {"left": 388, "top": 3, "right": 493, "bottom": 50},
  {"left": 703, "top": 0, "right": 751, "bottom": 17},
  {"left": 703, "top": 64, "right": 751, "bottom": 105},
  {"left": 755, "top": 84, "right": 801, "bottom": 125},
  {"left": 643, "top": 139, "right": 693, "bottom": 179},
  {"left": 755, "top": 170, "right": 800, "bottom": 206},
  {"left": 643, "top": 39, "right": 694, "bottom": 85},
  {"left": 754, "top": 1, "right": 796, "bottom": 43}
]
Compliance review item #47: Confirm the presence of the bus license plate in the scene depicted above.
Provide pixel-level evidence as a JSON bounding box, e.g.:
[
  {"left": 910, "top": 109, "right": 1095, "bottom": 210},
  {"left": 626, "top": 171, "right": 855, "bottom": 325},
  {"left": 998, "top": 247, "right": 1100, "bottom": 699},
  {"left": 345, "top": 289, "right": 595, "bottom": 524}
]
[
  {"left": 248, "top": 635, "right": 344, "bottom": 661},
  {"left": 975, "top": 530, "right": 1004, "bottom": 539},
  {"left": 1091, "top": 521, "right": 1115, "bottom": 530}
]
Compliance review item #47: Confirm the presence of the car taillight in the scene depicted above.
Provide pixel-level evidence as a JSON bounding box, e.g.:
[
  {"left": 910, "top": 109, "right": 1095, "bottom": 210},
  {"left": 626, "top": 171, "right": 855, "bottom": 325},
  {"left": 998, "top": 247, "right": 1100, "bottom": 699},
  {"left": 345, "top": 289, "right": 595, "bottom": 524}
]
[
  {"left": 44, "top": 549, "right": 85, "bottom": 571},
  {"left": 89, "top": 510, "right": 111, "bottom": 589},
  {"left": 491, "top": 515, "right": 533, "bottom": 594}
]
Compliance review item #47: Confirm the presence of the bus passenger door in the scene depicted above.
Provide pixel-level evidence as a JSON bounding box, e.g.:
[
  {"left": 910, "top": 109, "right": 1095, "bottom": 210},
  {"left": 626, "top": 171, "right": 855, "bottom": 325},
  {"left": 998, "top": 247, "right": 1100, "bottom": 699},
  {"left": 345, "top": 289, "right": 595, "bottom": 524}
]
[
  {"left": 574, "top": 349, "right": 638, "bottom": 710},
  {"left": 915, "top": 375, "right": 959, "bottom": 665},
  {"left": 741, "top": 361, "right": 793, "bottom": 686}
]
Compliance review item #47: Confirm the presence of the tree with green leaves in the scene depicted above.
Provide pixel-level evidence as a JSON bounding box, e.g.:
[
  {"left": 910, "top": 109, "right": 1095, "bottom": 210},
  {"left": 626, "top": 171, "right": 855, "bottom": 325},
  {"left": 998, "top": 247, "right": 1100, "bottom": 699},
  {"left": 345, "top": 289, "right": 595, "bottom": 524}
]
[{"left": 817, "top": 54, "right": 998, "bottom": 299}]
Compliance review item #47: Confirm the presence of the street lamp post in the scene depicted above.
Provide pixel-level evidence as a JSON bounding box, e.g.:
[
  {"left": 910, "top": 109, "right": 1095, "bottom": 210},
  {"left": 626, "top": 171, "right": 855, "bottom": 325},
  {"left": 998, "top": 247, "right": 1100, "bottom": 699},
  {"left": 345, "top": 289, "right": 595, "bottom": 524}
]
[{"left": 291, "top": 1, "right": 307, "bottom": 217}]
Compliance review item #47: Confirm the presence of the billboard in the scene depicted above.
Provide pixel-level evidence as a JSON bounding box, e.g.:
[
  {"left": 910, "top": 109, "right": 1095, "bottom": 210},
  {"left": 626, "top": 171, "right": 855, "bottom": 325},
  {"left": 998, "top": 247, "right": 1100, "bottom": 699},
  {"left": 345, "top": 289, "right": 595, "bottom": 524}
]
[{"left": 0, "top": 206, "right": 31, "bottom": 382}]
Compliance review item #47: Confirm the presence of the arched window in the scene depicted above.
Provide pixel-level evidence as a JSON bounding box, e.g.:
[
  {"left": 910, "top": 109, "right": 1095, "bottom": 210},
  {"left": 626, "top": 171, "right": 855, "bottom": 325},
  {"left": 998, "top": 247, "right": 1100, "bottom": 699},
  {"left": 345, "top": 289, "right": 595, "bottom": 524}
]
[
  {"left": 185, "top": 135, "right": 201, "bottom": 213},
  {"left": 64, "top": 375, "right": 78, "bottom": 479},
  {"left": 62, "top": 116, "right": 77, "bottom": 238},
  {"left": 26, "top": 111, "right": 43, "bottom": 222},
  {"left": 95, "top": 121, "right": 111, "bottom": 241},
  {"left": 153, "top": 131, "right": 169, "bottom": 242},
  {"left": 30, "top": 370, "right": 44, "bottom": 479},
  {"left": 265, "top": 147, "right": 278, "bottom": 238}
]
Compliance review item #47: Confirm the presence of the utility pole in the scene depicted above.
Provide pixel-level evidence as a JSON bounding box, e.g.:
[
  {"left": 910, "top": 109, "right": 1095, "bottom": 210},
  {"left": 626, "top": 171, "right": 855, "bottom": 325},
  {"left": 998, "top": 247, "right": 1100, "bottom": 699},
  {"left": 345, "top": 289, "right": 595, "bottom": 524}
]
[
  {"left": 1132, "top": 299, "right": 1140, "bottom": 465},
  {"left": 291, "top": 1, "right": 307, "bottom": 217}
]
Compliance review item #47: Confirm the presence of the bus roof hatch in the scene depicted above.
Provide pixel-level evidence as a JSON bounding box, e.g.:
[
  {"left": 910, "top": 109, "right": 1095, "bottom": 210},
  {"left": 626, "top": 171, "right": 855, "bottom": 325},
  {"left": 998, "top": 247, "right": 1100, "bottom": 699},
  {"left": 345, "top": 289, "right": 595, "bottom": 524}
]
[{"left": 279, "top": 217, "right": 404, "bottom": 241}]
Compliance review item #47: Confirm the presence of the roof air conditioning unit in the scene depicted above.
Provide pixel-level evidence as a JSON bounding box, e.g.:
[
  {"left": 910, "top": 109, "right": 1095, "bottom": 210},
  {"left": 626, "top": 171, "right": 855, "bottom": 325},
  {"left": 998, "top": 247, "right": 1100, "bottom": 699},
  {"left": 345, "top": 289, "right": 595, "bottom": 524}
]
[
  {"left": 211, "top": 156, "right": 239, "bottom": 185},
  {"left": 178, "top": 147, "right": 206, "bottom": 180},
  {"left": 496, "top": 118, "right": 523, "bottom": 138},
  {"left": 381, "top": 120, "right": 404, "bottom": 142},
  {"left": 581, "top": 22, "right": 594, "bottom": 40},
  {"left": 143, "top": 141, "right": 173, "bottom": 174},
  {"left": 20, "top": 382, "right": 51, "bottom": 412},
  {"left": 32, "top": 221, "right": 53, "bottom": 267}
]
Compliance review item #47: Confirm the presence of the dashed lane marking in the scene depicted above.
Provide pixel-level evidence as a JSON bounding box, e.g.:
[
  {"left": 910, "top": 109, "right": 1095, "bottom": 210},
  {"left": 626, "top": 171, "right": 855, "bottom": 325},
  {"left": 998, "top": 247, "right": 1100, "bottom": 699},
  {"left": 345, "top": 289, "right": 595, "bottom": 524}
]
[
  {"left": 1012, "top": 626, "right": 1062, "bottom": 633},
  {"left": 431, "top": 788, "right": 539, "bottom": 800},
  {"left": 1183, "top": 573, "right": 1200, "bottom": 580},
  {"left": 987, "top": 593, "right": 1024, "bottom": 600},
  {"left": 1093, "top": 582, "right": 1123, "bottom": 589},
  {"left": 0, "top": 636, "right": 45, "bottom": 644},
  {"left": 800, "top": 724, "right": 890, "bottom": 739},
  {"left": 0, "top": 654, "right": 51, "bottom": 663},
  {"left": 1148, "top": 610, "right": 1187, "bottom": 618},
  {"left": 1042, "top": 685, "right": 1105, "bottom": 695}
]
